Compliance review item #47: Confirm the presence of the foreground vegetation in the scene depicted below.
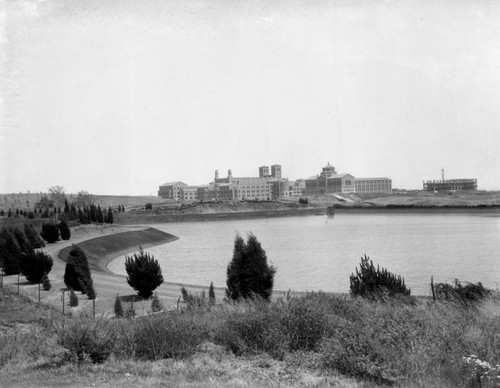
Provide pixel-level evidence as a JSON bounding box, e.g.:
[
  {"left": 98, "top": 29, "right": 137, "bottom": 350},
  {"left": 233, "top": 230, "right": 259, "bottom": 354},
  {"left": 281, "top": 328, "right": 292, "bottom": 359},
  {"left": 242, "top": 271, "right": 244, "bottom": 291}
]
[{"left": 1, "top": 285, "right": 500, "bottom": 387}]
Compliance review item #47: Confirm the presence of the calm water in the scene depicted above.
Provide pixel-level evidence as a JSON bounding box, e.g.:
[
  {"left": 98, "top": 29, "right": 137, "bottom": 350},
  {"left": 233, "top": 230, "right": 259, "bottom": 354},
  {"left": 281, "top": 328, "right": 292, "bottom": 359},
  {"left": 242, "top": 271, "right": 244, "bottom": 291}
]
[{"left": 108, "top": 213, "right": 500, "bottom": 295}]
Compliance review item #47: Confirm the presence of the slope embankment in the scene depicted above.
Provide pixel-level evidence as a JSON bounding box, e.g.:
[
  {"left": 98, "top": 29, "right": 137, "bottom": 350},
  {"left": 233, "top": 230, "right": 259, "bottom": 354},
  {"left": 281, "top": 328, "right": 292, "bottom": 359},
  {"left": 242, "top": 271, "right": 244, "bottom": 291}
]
[{"left": 57, "top": 227, "right": 178, "bottom": 274}]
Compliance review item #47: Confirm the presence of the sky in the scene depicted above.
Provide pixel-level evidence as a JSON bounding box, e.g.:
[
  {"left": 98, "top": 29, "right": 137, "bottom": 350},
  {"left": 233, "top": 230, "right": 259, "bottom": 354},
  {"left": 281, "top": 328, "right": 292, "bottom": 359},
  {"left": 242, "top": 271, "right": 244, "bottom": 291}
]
[{"left": 1, "top": 0, "right": 499, "bottom": 195}]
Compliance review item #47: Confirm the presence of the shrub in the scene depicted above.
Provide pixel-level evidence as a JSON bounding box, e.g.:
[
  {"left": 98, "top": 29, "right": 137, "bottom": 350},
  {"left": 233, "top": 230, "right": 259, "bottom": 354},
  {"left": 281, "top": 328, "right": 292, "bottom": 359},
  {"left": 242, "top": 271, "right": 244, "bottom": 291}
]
[
  {"left": 434, "top": 279, "right": 490, "bottom": 304},
  {"left": 181, "top": 286, "right": 207, "bottom": 309},
  {"left": 24, "top": 223, "right": 45, "bottom": 248},
  {"left": 125, "top": 303, "right": 136, "bottom": 319},
  {"left": 58, "top": 219, "right": 71, "bottom": 240},
  {"left": 87, "top": 286, "right": 96, "bottom": 300},
  {"left": 19, "top": 251, "right": 53, "bottom": 283},
  {"left": 41, "top": 222, "right": 60, "bottom": 243},
  {"left": 69, "top": 289, "right": 78, "bottom": 307},
  {"left": 42, "top": 275, "right": 51, "bottom": 290},
  {"left": 125, "top": 247, "right": 163, "bottom": 299},
  {"left": 226, "top": 233, "right": 276, "bottom": 301},
  {"left": 64, "top": 245, "right": 93, "bottom": 294},
  {"left": 57, "top": 317, "right": 117, "bottom": 363},
  {"left": 11, "top": 228, "right": 33, "bottom": 255},
  {"left": 350, "top": 255, "right": 410, "bottom": 298},
  {"left": 151, "top": 292, "right": 163, "bottom": 312}
]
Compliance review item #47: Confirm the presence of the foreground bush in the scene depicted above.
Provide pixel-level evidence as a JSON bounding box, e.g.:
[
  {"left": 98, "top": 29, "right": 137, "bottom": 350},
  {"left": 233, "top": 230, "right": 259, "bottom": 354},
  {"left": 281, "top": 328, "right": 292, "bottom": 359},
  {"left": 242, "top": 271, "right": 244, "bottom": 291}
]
[
  {"left": 434, "top": 279, "right": 490, "bottom": 304},
  {"left": 0, "top": 228, "right": 22, "bottom": 275},
  {"left": 125, "top": 247, "right": 163, "bottom": 299},
  {"left": 350, "top": 255, "right": 410, "bottom": 298},
  {"left": 24, "top": 223, "right": 45, "bottom": 248}
]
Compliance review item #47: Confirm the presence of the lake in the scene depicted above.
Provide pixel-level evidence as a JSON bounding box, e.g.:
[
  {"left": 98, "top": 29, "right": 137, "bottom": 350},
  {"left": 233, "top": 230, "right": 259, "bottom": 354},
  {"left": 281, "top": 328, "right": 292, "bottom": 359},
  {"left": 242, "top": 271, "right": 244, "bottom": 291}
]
[{"left": 108, "top": 213, "right": 500, "bottom": 295}]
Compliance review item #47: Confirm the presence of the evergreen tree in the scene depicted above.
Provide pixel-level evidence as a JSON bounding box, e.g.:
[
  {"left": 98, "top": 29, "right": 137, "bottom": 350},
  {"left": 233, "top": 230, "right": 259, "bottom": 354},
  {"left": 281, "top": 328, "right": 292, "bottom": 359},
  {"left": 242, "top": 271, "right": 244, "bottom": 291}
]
[
  {"left": 64, "top": 245, "right": 93, "bottom": 294},
  {"left": 15, "top": 208, "right": 19, "bottom": 216},
  {"left": 77, "top": 207, "right": 84, "bottom": 224},
  {"left": 114, "top": 294, "right": 124, "bottom": 318},
  {"left": 209, "top": 282, "right": 216, "bottom": 306},
  {"left": 7, "top": 208, "right": 12, "bottom": 217},
  {"left": 89, "top": 204, "right": 97, "bottom": 223},
  {"left": 107, "top": 207, "right": 114, "bottom": 224},
  {"left": 63, "top": 199, "right": 70, "bottom": 214},
  {"left": 12, "top": 227, "right": 33, "bottom": 255},
  {"left": 87, "top": 285, "right": 96, "bottom": 300},
  {"left": 70, "top": 203, "right": 78, "bottom": 220},
  {"left": 0, "top": 228, "right": 22, "bottom": 275},
  {"left": 96, "top": 205, "right": 104, "bottom": 223},
  {"left": 58, "top": 219, "right": 71, "bottom": 240},
  {"left": 0, "top": 209, "right": 4, "bottom": 216},
  {"left": 20, "top": 251, "right": 53, "bottom": 283},
  {"left": 125, "top": 247, "right": 163, "bottom": 299},
  {"left": 226, "top": 233, "right": 276, "bottom": 301},
  {"left": 24, "top": 223, "right": 45, "bottom": 248},
  {"left": 41, "top": 222, "right": 59, "bottom": 243}
]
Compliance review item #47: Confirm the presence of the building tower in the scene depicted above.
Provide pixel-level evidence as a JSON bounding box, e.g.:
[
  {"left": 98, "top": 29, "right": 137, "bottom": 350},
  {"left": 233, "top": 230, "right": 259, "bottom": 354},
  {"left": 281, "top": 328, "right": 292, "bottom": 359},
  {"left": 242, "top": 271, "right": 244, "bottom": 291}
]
[
  {"left": 271, "top": 164, "right": 282, "bottom": 179},
  {"left": 215, "top": 170, "right": 219, "bottom": 180},
  {"left": 259, "top": 166, "right": 270, "bottom": 178},
  {"left": 441, "top": 169, "right": 445, "bottom": 183}
]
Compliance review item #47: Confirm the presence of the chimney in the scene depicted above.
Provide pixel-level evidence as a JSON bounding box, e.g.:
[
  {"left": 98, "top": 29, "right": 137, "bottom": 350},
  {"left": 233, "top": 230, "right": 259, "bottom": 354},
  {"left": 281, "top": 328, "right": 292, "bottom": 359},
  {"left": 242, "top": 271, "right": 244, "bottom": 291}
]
[
  {"left": 441, "top": 169, "right": 445, "bottom": 183},
  {"left": 228, "top": 169, "right": 232, "bottom": 178},
  {"left": 215, "top": 170, "right": 219, "bottom": 180}
]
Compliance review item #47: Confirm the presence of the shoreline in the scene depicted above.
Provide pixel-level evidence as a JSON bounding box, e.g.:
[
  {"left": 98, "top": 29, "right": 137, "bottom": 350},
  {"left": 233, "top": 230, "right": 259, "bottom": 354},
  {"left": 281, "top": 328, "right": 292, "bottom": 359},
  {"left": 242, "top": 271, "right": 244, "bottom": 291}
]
[{"left": 113, "top": 205, "right": 500, "bottom": 225}]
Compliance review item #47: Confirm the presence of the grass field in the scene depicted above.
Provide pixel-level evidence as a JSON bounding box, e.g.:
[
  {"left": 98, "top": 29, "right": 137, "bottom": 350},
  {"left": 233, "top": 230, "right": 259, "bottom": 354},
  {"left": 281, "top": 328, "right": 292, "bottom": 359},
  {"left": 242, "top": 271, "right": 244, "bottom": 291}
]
[{"left": 1, "top": 285, "right": 500, "bottom": 387}]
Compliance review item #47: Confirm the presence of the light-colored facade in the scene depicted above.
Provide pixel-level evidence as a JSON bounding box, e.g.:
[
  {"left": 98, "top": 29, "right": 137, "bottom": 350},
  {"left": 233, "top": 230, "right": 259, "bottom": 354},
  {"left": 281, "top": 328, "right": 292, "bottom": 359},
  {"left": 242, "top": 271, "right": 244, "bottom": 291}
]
[
  {"left": 158, "top": 182, "right": 188, "bottom": 200},
  {"left": 355, "top": 178, "right": 392, "bottom": 194}
]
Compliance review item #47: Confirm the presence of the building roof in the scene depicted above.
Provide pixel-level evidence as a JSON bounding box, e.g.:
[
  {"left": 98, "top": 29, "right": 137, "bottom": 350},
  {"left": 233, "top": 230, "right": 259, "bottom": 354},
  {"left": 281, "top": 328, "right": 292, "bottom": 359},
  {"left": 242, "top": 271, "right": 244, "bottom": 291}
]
[
  {"left": 326, "top": 173, "right": 354, "bottom": 179},
  {"left": 159, "top": 181, "right": 187, "bottom": 187},
  {"left": 355, "top": 177, "right": 391, "bottom": 181}
]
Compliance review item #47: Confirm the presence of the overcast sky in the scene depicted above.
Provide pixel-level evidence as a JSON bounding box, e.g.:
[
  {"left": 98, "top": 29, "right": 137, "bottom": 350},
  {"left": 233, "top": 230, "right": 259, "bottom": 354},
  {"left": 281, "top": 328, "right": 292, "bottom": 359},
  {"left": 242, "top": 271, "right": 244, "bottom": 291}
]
[{"left": 1, "top": 0, "right": 499, "bottom": 195}]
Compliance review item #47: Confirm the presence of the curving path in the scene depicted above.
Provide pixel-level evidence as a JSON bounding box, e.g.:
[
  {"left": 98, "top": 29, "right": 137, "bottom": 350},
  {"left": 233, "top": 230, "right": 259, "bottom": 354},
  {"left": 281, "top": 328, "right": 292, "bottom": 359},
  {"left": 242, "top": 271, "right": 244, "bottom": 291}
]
[{"left": 2, "top": 225, "right": 227, "bottom": 317}]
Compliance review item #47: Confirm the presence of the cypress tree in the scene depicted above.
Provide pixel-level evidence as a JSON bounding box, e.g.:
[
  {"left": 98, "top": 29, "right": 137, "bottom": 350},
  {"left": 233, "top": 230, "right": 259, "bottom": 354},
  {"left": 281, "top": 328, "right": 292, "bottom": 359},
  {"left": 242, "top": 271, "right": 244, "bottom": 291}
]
[
  {"left": 114, "top": 294, "right": 124, "bottom": 317},
  {"left": 12, "top": 227, "right": 34, "bottom": 255},
  {"left": 107, "top": 207, "right": 114, "bottom": 224},
  {"left": 64, "top": 245, "right": 93, "bottom": 294},
  {"left": 0, "top": 228, "right": 22, "bottom": 275},
  {"left": 209, "top": 282, "right": 215, "bottom": 306},
  {"left": 24, "top": 223, "right": 45, "bottom": 248},
  {"left": 96, "top": 205, "right": 104, "bottom": 223},
  {"left": 125, "top": 247, "right": 163, "bottom": 299},
  {"left": 8, "top": 208, "right": 12, "bottom": 217},
  {"left": 58, "top": 219, "right": 71, "bottom": 240},
  {"left": 63, "top": 199, "right": 70, "bottom": 214},
  {"left": 41, "top": 222, "right": 59, "bottom": 243},
  {"left": 20, "top": 251, "right": 53, "bottom": 283},
  {"left": 226, "top": 233, "right": 276, "bottom": 301}
]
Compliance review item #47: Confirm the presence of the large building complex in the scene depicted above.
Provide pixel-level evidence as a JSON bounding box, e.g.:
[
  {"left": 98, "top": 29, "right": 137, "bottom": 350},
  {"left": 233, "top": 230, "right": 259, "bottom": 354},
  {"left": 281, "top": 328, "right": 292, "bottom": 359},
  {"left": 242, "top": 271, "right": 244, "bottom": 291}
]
[{"left": 158, "top": 162, "right": 392, "bottom": 200}]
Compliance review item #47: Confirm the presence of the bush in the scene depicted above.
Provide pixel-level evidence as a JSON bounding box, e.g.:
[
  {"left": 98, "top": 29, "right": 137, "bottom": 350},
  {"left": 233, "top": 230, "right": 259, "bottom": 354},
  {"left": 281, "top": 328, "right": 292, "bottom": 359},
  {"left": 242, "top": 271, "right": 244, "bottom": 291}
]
[
  {"left": 58, "top": 219, "right": 71, "bottom": 240},
  {"left": 226, "top": 234, "right": 276, "bottom": 301},
  {"left": 19, "top": 251, "right": 53, "bottom": 283},
  {"left": 58, "top": 317, "right": 117, "bottom": 363},
  {"left": 114, "top": 294, "right": 124, "bottom": 318},
  {"left": 181, "top": 286, "right": 207, "bottom": 309},
  {"left": 64, "top": 245, "right": 93, "bottom": 294},
  {"left": 125, "top": 247, "right": 163, "bottom": 299},
  {"left": 87, "top": 286, "right": 96, "bottom": 300},
  {"left": 42, "top": 275, "right": 51, "bottom": 290},
  {"left": 11, "top": 228, "right": 33, "bottom": 255},
  {"left": 24, "top": 223, "right": 45, "bottom": 248},
  {"left": 151, "top": 292, "right": 163, "bottom": 312},
  {"left": 434, "top": 279, "right": 490, "bottom": 304},
  {"left": 350, "top": 255, "right": 410, "bottom": 299},
  {"left": 69, "top": 289, "right": 78, "bottom": 307},
  {"left": 41, "top": 222, "right": 60, "bottom": 243}
]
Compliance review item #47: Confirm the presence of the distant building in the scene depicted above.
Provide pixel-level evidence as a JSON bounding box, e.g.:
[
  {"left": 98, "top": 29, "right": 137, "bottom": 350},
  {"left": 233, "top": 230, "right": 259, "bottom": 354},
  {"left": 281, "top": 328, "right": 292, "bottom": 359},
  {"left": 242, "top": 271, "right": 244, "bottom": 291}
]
[
  {"left": 355, "top": 178, "right": 392, "bottom": 194},
  {"left": 423, "top": 178, "right": 477, "bottom": 192},
  {"left": 158, "top": 182, "right": 188, "bottom": 200}
]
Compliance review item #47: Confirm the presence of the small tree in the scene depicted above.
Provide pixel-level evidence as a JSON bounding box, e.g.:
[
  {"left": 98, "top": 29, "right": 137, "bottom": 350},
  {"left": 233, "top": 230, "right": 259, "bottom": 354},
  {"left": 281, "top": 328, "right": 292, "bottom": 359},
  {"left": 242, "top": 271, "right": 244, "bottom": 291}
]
[
  {"left": 42, "top": 274, "right": 51, "bottom": 291},
  {"left": 64, "top": 245, "right": 93, "bottom": 294},
  {"left": 87, "top": 285, "right": 96, "bottom": 300},
  {"left": 20, "top": 251, "right": 53, "bottom": 283},
  {"left": 24, "top": 223, "right": 45, "bottom": 248},
  {"left": 209, "top": 282, "right": 216, "bottom": 306},
  {"left": 151, "top": 292, "right": 163, "bottom": 312},
  {"left": 69, "top": 289, "right": 78, "bottom": 307},
  {"left": 107, "top": 207, "right": 114, "bottom": 224},
  {"left": 114, "top": 294, "right": 124, "bottom": 318},
  {"left": 41, "top": 222, "right": 60, "bottom": 243},
  {"left": 58, "top": 219, "right": 71, "bottom": 240},
  {"left": 125, "top": 247, "right": 163, "bottom": 299},
  {"left": 226, "top": 233, "right": 276, "bottom": 301},
  {"left": 349, "top": 255, "right": 410, "bottom": 298}
]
